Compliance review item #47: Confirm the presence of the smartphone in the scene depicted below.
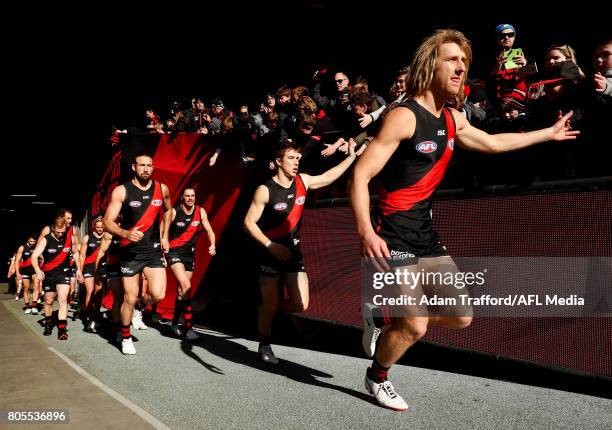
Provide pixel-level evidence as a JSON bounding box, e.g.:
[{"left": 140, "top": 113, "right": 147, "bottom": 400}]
[{"left": 503, "top": 48, "right": 524, "bottom": 70}]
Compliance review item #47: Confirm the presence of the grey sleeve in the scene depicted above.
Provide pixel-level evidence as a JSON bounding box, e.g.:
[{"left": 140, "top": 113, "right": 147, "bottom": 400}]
[{"left": 369, "top": 105, "right": 386, "bottom": 122}]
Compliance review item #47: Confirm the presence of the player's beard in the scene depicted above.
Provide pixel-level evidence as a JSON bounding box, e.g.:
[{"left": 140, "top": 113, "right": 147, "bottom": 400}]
[{"left": 135, "top": 172, "right": 151, "bottom": 185}]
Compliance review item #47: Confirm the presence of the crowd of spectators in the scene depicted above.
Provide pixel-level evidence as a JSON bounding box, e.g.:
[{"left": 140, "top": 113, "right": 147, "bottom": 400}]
[{"left": 112, "top": 28, "right": 611, "bottom": 196}]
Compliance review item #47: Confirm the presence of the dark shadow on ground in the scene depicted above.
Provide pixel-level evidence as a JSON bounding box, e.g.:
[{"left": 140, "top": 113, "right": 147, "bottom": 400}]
[{"left": 179, "top": 329, "right": 374, "bottom": 404}]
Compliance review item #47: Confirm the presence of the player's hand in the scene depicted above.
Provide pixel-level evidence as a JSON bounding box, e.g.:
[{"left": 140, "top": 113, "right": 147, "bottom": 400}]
[
  {"left": 209, "top": 245, "right": 216, "bottom": 256},
  {"left": 76, "top": 270, "right": 84, "bottom": 284},
  {"left": 549, "top": 111, "right": 580, "bottom": 141},
  {"left": 267, "top": 242, "right": 291, "bottom": 261},
  {"left": 161, "top": 237, "right": 170, "bottom": 253},
  {"left": 126, "top": 225, "right": 144, "bottom": 243},
  {"left": 361, "top": 231, "right": 391, "bottom": 273},
  {"left": 35, "top": 269, "right": 45, "bottom": 281}
]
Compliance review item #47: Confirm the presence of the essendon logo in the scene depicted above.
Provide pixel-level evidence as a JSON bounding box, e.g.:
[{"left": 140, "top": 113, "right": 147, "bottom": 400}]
[
  {"left": 191, "top": 221, "right": 200, "bottom": 227},
  {"left": 63, "top": 247, "right": 71, "bottom": 253},
  {"left": 448, "top": 138, "right": 455, "bottom": 150},
  {"left": 129, "top": 201, "right": 142, "bottom": 208},
  {"left": 274, "top": 203, "right": 287, "bottom": 211},
  {"left": 152, "top": 199, "right": 163, "bottom": 206},
  {"left": 296, "top": 196, "right": 306, "bottom": 205},
  {"left": 416, "top": 141, "right": 437, "bottom": 153}
]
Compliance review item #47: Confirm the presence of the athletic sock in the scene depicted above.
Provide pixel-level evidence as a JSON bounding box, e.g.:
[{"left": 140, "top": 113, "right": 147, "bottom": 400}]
[
  {"left": 57, "top": 320, "right": 67, "bottom": 333},
  {"left": 183, "top": 300, "right": 193, "bottom": 330},
  {"left": 172, "top": 297, "right": 183, "bottom": 326},
  {"left": 121, "top": 324, "right": 131, "bottom": 340},
  {"left": 259, "top": 336, "right": 271, "bottom": 348},
  {"left": 367, "top": 358, "right": 390, "bottom": 383}
]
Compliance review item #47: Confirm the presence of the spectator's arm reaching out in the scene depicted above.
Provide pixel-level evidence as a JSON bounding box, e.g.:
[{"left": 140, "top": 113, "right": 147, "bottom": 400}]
[
  {"left": 303, "top": 140, "right": 357, "bottom": 190},
  {"left": 321, "top": 137, "right": 348, "bottom": 157}
]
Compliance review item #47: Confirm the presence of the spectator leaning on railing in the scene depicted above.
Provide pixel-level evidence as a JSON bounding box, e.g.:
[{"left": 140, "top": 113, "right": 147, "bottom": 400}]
[{"left": 145, "top": 108, "right": 163, "bottom": 133}]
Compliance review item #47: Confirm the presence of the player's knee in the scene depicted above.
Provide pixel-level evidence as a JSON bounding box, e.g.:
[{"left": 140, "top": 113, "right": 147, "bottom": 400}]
[
  {"left": 397, "top": 318, "right": 428, "bottom": 342},
  {"left": 123, "top": 294, "right": 138, "bottom": 307},
  {"left": 452, "top": 316, "right": 472, "bottom": 329},
  {"left": 149, "top": 290, "right": 166, "bottom": 303}
]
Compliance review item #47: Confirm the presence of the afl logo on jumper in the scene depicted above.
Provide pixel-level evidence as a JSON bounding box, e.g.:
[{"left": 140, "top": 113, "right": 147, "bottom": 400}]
[
  {"left": 191, "top": 221, "right": 200, "bottom": 227},
  {"left": 274, "top": 203, "right": 287, "bottom": 211},
  {"left": 296, "top": 196, "right": 306, "bottom": 205},
  {"left": 129, "top": 201, "right": 142, "bottom": 208},
  {"left": 416, "top": 141, "right": 437, "bottom": 153},
  {"left": 176, "top": 222, "right": 185, "bottom": 227},
  {"left": 152, "top": 199, "right": 163, "bottom": 206}
]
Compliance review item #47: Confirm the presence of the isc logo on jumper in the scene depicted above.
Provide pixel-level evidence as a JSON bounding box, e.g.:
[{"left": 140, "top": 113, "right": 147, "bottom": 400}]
[
  {"left": 152, "top": 199, "right": 163, "bottom": 206},
  {"left": 295, "top": 196, "right": 306, "bottom": 205},
  {"left": 129, "top": 201, "right": 142, "bottom": 208},
  {"left": 274, "top": 203, "right": 287, "bottom": 211},
  {"left": 416, "top": 141, "right": 437, "bottom": 153}
]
